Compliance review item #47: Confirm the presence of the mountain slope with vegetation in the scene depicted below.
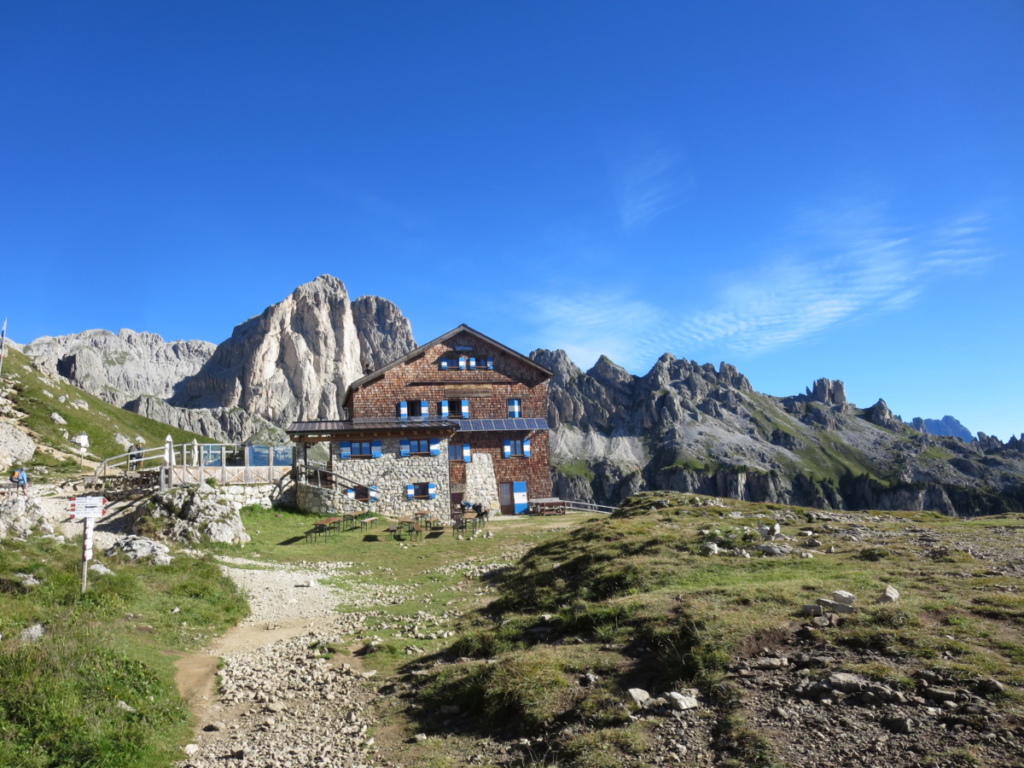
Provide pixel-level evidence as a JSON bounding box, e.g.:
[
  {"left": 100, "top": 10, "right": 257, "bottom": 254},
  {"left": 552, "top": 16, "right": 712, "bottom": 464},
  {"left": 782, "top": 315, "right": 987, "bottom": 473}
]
[
  {"left": 404, "top": 493, "right": 1024, "bottom": 767},
  {"left": 535, "top": 350, "right": 1024, "bottom": 517},
  {"left": 1, "top": 345, "right": 214, "bottom": 480}
]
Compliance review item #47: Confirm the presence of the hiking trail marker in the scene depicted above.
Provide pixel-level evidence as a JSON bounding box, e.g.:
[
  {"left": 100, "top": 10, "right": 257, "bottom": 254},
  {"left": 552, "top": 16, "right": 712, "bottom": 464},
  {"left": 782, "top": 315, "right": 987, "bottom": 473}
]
[{"left": 70, "top": 496, "right": 106, "bottom": 594}]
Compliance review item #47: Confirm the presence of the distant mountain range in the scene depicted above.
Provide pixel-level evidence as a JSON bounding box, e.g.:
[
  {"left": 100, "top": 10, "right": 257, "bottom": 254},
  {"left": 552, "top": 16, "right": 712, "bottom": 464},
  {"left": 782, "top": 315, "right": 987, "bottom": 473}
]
[{"left": 22, "top": 275, "right": 1024, "bottom": 516}]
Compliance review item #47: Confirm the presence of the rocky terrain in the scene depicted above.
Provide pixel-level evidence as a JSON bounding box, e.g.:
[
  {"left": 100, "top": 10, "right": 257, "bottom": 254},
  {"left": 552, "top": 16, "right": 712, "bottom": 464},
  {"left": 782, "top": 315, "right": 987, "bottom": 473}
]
[
  {"left": 533, "top": 349, "right": 1024, "bottom": 516},
  {"left": 25, "top": 329, "right": 216, "bottom": 407},
  {"left": 22, "top": 276, "right": 416, "bottom": 441},
  {"left": 17, "top": 273, "right": 1024, "bottom": 516}
]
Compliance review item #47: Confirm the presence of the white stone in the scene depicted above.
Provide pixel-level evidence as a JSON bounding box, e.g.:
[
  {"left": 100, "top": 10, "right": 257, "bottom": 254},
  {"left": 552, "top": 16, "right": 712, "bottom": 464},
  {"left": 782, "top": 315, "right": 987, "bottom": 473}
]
[
  {"left": 831, "top": 590, "right": 856, "bottom": 605},
  {"left": 878, "top": 585, "right": 900, "bottom": 603}
]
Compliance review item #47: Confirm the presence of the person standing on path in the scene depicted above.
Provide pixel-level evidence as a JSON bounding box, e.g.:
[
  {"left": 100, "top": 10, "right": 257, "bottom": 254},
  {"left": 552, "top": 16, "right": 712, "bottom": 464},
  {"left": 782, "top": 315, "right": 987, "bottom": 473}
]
[{"left": 15, "top": 467, "right": 28, "bottom": 496}]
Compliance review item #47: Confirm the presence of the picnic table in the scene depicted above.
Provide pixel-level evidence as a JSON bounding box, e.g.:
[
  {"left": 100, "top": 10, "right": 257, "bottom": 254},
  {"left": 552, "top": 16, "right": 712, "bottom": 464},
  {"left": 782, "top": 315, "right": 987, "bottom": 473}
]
[{"left": 306, "top": 516, "right": 341, "bottom": 542}]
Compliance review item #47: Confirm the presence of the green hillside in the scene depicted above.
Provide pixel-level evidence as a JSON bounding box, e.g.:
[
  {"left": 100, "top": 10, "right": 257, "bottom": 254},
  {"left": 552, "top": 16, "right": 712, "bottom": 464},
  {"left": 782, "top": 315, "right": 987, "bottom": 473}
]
[{"left": 1, "top": 345, "right": 214, "bottom": 479}]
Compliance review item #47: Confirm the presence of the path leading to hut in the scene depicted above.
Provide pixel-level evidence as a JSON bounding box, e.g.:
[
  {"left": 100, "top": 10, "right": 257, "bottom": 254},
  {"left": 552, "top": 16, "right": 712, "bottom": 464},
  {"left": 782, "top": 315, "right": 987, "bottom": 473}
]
[{"left": 173, "top": 556, "right": 395, "bottom": 768}]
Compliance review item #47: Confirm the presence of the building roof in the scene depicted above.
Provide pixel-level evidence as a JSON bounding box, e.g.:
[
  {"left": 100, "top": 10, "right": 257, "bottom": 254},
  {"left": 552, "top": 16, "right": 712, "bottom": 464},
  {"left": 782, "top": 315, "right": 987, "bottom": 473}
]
[
  {"left": 286, "top": 416, "right": 548, "bottom": 438},
  {"left": 344, "top": 324, "right": 553, "bottom": 401}
]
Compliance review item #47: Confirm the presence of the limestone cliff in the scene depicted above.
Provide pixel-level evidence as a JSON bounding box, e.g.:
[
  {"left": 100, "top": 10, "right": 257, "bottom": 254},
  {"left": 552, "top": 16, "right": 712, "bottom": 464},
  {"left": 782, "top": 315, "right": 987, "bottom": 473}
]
[
  {"left": 24, "top": 329, "right": 215, "bottom": 407},
  {"left": 171, "top": 276, "right": 367, "bottom": 424}
]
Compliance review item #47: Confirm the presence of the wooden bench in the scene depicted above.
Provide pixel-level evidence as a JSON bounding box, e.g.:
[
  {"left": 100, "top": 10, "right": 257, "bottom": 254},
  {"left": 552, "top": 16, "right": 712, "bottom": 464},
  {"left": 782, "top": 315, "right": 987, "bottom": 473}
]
[
  {"left": 384, "top": 524, "right": 401, "bottom": 540},
  {"left": 359, "top": 516, "right": 379, "bottom": 531}
]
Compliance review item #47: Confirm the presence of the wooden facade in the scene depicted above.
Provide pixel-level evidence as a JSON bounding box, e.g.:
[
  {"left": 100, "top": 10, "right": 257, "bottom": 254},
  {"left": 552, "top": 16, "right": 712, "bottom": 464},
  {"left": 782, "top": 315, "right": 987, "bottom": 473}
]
[{"left": 287, "top": 325, "right": 553, "bottom": 515}]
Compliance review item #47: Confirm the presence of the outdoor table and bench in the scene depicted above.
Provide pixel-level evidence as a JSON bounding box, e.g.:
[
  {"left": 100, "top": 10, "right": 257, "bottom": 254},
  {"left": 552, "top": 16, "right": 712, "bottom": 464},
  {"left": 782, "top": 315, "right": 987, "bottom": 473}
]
[{"left": 305, "top": 516, "right": 341, "bottom": 542}]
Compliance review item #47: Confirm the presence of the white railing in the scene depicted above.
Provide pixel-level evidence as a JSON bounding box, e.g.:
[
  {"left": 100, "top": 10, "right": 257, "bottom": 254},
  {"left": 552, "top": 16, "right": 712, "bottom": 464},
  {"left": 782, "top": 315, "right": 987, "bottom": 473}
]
[{"left": 94, "top": 441, "right": 294, "bottom": 491}]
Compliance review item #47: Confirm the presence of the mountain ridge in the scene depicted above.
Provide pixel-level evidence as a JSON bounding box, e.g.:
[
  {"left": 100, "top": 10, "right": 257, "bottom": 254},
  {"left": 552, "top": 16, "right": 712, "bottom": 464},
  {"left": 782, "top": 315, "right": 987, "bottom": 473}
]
[{"left": 20, "top": 275, "right": 1024, "bottom": 516}]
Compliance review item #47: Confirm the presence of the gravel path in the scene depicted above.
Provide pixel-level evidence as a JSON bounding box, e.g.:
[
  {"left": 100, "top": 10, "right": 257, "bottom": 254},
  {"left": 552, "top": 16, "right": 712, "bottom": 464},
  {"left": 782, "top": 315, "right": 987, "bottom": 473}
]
[{"left": 176, "top": 556, "right": 401, "bottom": 768}]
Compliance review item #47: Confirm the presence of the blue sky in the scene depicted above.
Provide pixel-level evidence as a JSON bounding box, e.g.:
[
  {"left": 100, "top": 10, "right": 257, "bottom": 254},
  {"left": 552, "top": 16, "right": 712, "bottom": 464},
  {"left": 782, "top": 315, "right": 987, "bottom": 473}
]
[{"left": 2, "top": 2, "right": 1023, "bottom": 438}]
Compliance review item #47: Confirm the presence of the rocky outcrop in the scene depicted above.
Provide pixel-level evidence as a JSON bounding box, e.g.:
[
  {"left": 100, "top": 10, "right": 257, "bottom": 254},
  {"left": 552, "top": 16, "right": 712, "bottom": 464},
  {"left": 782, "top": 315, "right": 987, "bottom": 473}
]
[
  {"left": 24, "top": 329, "right": 215, "bottom": 407},
  {"left": 863, "top": 398, "right": 900, "bottom": 430},
  {"left": 170, "top": 276, "right": 364, "bottom": 423},
  {"left": 912, "top": 415, "right": 975, "bottom": 442},
  {"left": 0, "top": 495, "right": 47, "bottom": 540},
  {"left": 806, "top": 378, "right": 847, "bottom": 408},
  {"left": 124, "top": 395, "right": 283, "bottom": 443},
  {"left": 27, "top": 277, "right": 417, "bottom": 437},
  {"left": 352, "top": 295, "right": 417, "bottom": 374},
  {"left": 135, "top": 484, "right": 251, "bottom": 545},
  {"left": 538, "top": 347, "right": 1024, "bottom": 516},
  {"left": 0, "top": 422, "right": 36, "bottom": 468}
]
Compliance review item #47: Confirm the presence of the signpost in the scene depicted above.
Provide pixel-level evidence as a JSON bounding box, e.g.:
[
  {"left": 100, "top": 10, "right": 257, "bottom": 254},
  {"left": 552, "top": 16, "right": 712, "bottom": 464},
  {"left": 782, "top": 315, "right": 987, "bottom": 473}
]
[{"left": 70, "top": 496, "right": 106, "bottom": 594}]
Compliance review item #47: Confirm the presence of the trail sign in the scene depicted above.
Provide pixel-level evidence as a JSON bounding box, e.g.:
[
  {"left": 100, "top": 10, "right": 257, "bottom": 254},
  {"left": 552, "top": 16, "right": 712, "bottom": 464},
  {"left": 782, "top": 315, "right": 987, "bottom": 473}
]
[
  {"left": 70, "top": 496, "right": 107, "bottom": 594},
  {"left": 69, "top": 496, "right": 107, "bottom": 518}
]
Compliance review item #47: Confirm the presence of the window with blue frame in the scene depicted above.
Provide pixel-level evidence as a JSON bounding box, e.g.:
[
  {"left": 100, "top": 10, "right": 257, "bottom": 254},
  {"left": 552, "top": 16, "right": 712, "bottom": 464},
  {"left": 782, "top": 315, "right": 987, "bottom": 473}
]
[
  {"left": 503, "top": 438, "right": 531, "bottom": 458},
  {"left": 350, "top": 441, "right": 373, "bottom": 457},
  {"left": 508, "top": 398, "right": 522, "bottom": 418},
  {"left": 409, "top": 438, "right": 430, "bottom": 454},
  {"left": 449, "top": 443, "right": 472, "bottom": 462},
  {"left": 447, "top": 399, "right": 470, "bottom": 418}
]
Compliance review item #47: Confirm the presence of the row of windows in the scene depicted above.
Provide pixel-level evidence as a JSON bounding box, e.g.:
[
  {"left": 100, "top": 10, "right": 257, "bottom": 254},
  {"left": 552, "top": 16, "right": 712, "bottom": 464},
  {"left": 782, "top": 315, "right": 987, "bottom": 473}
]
[
  {"left": 439, "top": 356, "right": 494, "bottom": 371},
  {"left": 398, "top": 398, "right": 522, "bottom": 420},
  {"left": 339, "top": 438, "right": 531, "bottom": 461},
  {"left": 344, "top": 482, "right": 436, "bottom": 501}
]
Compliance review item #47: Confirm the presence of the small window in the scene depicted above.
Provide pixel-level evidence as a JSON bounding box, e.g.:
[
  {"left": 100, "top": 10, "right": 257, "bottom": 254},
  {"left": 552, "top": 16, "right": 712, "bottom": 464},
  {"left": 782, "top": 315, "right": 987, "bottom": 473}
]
[
  {"left": 449, "top": 443, "right": 472, "bottom": 462},
  {"left": 353, "top": 485, "right": 371, "bottom": 502},
  {"left": 409, "top": 438, "right": 430, "bottom": 454},
  {"left": 351, "top": 441, "right": 372, "bottom": 458},
  {"left": 508, "top": 399, "right": 522, "bottom": 418},
  {"left": 413, "top": 481, "right": 430, "bottom": 498},
  {"left": 449, "top": 399, "right": 470, "bottom": 418},
  {"left": 509, "top": 439, "right": 525, "bottom": 457}
]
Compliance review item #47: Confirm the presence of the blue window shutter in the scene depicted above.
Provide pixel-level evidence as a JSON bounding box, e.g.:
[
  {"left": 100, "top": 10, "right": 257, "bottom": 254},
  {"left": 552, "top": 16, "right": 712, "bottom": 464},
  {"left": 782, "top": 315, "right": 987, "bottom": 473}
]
[
  {"left": 458, "top": 356, "right": 467, "bottom": 371},
  {"left": 429, "top": 437, "right": 441, "bottom": 456},
  {"left": 371, "top": 440, "right": 382, "bottom": 458},
  {"left": 400, "top": 439, "right": 411, "bottom": 457},
  {"left": 462, "top": 399, "right": 470, "bottom": 418},
  {"left": 398, "top": 401, "right": 408, "bottom": 420},
  {"left": 469, "top": 357, "right": 476, "bottom": 370},
  {"left": 345, "top": 487, "right": 355, "bottom": 499},
  {"left": 487, "top": 357, "right": 494, "bottom": 370},
  {"left": 503, "top": 440, "right": 512, "bottom": 459},
  {"left": 523, "top": 437, "right": 532, "bottom": 458},
  {"left": 420, "top": 400, "right": 429, "bottom": 419},
  {"left": 406, "top": 484, "right": 414, "bottom": 500},
  {"left": 339, "top": 441, "right": 352, "bottom": 460},
  {"left": 508, "top": 399, "right": 521, "bottom": 418},
  {"left": 463, "top": 445, "right": 472, "bottom": 463},
  {"left": 428, "top": 482, "right": 437, "bottom": 499},
  {"left": 369, "top": 486, "right": 379, "bottom": 501},
  {"left": 440, "top": 400, "right": 449, "bottom": 418},
  {"left": 439, "top": 358, "right": 448, "bottom": 371}
]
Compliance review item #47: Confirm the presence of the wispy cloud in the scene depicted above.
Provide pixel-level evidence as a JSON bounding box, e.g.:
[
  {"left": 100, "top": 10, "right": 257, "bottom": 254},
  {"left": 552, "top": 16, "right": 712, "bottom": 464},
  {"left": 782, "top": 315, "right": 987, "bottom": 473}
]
[
  {"left": 612, "top": 138, "right": 694, "bottom": 231},
  {"left": 524, "top": 206, "right": 992, "bottom": 371}
]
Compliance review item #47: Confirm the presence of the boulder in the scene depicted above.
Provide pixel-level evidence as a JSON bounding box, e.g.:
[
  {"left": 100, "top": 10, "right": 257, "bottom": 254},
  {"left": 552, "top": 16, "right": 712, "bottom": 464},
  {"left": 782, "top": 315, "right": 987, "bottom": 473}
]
[
  {"left": 106, "top": 535, "right": 173, "bottom": 565},
  {"left": 135, "top": 484, "right": 250, "bottom": 545},
  {"left": 878, "top": 585, "right": 900, "bottom": 603},
  {"left": 0, "top": 495, "right": 46, "bottom": 540}
]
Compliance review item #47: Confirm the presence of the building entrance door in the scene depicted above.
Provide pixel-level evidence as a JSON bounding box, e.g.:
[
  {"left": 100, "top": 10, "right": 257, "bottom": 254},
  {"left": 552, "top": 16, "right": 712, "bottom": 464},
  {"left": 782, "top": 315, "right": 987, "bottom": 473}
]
[{"left": 498, "top": 482, "right": 513, "bottom": 515}]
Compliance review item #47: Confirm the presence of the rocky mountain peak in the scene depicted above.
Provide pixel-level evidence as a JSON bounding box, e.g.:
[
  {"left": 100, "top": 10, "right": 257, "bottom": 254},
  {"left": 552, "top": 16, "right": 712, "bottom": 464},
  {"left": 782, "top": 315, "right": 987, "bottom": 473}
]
[
  {"left": 807, "top": 378, "right": 848, "bottom": 407},
  {"left": 587, "top": 355, "right": 634, "bottom": 394},
  {"left": 352, "top": 295, "right": 416, "bottom": 374},
  {"left": 170, "top": 276, "right": 367, "bottom": 424},
  {"left": 864, "top": 398, "right": 900, "bottom": 430}
]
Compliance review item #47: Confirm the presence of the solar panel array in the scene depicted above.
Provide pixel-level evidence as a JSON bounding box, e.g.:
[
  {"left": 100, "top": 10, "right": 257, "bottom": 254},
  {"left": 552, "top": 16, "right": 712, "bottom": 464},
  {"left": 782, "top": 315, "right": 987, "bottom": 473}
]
[{"left": 454, "top": 418, "right": 548, "bottom": 432}]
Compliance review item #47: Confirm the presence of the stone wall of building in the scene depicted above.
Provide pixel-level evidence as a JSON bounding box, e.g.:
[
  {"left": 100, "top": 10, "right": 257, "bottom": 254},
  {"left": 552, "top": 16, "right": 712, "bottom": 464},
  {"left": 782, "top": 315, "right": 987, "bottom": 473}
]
[
  {"left": 300, "top": 437, "right": 451, "bottom": 518},
  {"left": 461, "top": 452, "right": 500, "bottom": 512}
]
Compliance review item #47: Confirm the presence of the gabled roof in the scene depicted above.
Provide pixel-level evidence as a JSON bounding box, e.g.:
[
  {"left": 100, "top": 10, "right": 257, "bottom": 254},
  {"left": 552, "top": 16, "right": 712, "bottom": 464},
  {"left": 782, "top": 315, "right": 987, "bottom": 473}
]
[{"left": 344, "top": 324, "right": 552, "bottom": 401}]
